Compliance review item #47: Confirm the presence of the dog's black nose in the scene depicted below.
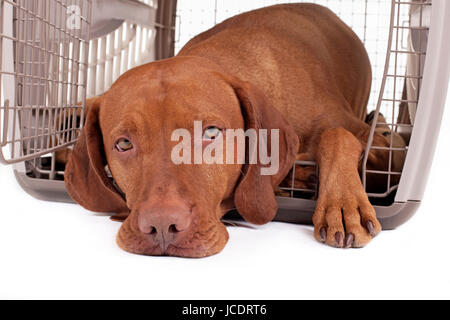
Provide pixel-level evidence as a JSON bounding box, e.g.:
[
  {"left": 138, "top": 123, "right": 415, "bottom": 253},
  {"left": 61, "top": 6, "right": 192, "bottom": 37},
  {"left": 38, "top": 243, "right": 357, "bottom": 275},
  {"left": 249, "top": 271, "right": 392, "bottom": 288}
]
[{"left": 138, "top": 203, "right": 192, "bottom": 251}]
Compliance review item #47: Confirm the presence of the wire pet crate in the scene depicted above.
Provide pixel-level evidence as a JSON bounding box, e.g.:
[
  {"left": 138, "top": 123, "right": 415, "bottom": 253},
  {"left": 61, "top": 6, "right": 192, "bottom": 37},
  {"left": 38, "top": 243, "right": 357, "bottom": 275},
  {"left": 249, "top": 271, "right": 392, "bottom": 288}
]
[
  {"left": 1, "top": 0, "right": 449, "bottom": 229},
  {"left": 0, "top": 0, "right": 176, "bottom": 200}
]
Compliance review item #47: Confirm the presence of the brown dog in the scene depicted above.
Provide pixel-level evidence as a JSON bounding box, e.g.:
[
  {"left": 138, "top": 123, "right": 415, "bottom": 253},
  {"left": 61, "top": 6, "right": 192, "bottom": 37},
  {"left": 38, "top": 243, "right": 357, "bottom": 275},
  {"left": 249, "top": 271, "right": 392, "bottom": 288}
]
[{"left": 66, "top": 4, "right": 390, "bottom": 257}]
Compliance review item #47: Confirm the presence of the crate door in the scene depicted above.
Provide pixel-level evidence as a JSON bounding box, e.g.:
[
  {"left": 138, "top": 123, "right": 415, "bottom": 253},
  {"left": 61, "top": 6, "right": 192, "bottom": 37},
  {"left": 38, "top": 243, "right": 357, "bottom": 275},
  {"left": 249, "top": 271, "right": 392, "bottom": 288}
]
[{"left": 0, "top": 0, "right": 92, "bottom": 165}]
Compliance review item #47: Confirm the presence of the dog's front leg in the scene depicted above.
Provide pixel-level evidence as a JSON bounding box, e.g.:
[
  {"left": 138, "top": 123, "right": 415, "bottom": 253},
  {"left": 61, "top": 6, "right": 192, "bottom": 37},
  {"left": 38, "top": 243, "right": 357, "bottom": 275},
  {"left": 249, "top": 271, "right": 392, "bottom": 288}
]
[{"left": 313, "top": 128, "right": 382, "bottom": 248}]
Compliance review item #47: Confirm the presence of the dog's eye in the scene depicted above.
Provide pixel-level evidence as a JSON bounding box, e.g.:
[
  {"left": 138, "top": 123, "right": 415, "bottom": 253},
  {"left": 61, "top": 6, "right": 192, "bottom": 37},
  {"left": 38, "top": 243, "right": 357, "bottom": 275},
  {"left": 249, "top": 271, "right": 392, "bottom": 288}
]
[
  {"left": 115, "top": 138, "right": 133, "bottom": 152},
  {"left": 203, "top": 127, "right": 222, "bottom": 140}
]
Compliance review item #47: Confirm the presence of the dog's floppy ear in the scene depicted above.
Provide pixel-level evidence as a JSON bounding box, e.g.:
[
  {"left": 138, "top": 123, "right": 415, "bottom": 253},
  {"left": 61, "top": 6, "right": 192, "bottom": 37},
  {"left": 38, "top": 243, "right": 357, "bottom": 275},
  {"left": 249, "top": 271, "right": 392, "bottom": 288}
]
[
  {"left": 65, "top": 97, "right": 128, "bottom": 214},
  {"left": 229, "top": 78, "right": 299, "bottom": 225}
]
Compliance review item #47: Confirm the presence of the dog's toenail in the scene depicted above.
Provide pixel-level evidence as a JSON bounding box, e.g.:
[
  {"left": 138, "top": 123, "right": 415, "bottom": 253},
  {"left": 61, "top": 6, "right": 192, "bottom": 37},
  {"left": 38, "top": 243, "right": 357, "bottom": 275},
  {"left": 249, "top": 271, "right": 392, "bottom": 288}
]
[
  {"left": 335, "top": 232, "right": 344, "bottom": 247},
  {"left": 345, "top": 233, "right": 354, "bottom": 248},
  {"left": 319, "top": 227, "right": 327, "bottom": 241},
  {"left": 366, "top": 221, "right": 376, "bottom": 237}
]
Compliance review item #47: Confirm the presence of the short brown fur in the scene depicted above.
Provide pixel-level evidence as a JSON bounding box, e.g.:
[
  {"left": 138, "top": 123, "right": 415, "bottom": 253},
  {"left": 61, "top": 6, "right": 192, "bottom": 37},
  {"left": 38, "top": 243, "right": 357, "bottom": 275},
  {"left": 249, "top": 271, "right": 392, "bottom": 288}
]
[{"left": 66, "top": 4, "right": 391, "bottom": 256}]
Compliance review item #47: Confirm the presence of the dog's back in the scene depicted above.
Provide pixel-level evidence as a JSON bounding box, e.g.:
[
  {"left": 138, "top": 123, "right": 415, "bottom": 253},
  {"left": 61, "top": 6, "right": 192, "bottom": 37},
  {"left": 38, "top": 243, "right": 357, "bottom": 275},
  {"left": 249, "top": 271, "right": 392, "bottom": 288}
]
[{"left": 179, "top": 4, "right": 372, "bottom": 137}]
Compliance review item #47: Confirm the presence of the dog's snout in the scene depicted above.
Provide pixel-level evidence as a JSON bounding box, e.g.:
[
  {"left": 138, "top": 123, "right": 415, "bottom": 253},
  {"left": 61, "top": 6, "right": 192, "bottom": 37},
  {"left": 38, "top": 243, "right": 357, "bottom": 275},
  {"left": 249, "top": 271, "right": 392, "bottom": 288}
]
[{"left": 137, "top": 203, "right": 192, "bottom": 251}]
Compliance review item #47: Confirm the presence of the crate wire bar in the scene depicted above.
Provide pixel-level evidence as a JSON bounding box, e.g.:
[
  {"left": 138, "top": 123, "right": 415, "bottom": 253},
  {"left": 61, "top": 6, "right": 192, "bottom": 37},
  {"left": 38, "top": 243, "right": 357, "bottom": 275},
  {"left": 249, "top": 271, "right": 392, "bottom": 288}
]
[{"left": 362, "top": 0, "right": 430, "bottom": 198}]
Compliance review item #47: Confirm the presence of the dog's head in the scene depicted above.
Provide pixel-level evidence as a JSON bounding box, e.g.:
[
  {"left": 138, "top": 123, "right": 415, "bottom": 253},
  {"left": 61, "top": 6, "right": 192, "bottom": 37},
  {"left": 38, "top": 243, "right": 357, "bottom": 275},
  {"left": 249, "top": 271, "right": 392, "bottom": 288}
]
[{"left": 65, "top": 57, "right": 298, "bottom": 257}]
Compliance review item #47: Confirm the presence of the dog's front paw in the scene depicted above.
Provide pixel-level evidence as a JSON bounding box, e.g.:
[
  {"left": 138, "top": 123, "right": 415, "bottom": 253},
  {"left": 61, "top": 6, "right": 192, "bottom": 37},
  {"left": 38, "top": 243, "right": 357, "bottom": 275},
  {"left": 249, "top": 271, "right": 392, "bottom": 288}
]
[{"left": 312, "top": 190, "right": 381, "bottom": 248}]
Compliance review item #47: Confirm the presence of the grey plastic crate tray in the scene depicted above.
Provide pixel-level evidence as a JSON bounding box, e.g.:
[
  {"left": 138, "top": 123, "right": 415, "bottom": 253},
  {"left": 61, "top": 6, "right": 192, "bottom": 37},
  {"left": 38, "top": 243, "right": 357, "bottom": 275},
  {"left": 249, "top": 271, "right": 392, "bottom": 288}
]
[{"left": 14, "top": 170, "right": 420, "bottom": 230}]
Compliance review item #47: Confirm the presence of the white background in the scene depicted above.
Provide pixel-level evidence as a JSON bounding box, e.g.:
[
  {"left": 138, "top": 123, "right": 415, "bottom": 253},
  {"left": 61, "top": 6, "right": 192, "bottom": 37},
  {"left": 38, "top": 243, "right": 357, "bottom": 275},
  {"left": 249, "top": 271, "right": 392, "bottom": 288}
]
[
  {"left": 0, "top": 85, "right": 448, "bottom": 299},
  {"left": 0, "top": 0, "right": 449, "bottom": 300}
]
